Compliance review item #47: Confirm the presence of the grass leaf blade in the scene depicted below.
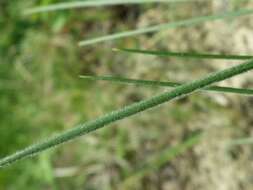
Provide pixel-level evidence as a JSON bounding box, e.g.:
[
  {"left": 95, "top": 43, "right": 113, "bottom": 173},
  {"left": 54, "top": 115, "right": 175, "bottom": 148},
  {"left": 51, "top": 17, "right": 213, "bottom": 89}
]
[
  {"left": 229, "top": 137, "right": 253, "bottom": 146},
  {"left": 114, "top": 48, "right": 253, "bottom": 60},
  {"left": 80, "top": 75, "right": 253, "bottom": 96},
  {"left": 122, "top": 132, "right": 202, "bottom": 187}
]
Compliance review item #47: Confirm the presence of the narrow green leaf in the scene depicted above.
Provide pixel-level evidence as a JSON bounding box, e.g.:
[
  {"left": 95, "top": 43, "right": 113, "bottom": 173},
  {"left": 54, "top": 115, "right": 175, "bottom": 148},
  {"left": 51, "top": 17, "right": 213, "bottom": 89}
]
[
  {"left": 122, "top": 132, "right": 202, "bottom": 187},
  {"left": 114, "top": 48, "right": 253, "bottom": 60},
  {"left": 24, "top": 0, "right": 191, "bottom": 15},
  {"left": 80, "top": 75, "right": 253, "bottom": 96},
  {"left": 229, "top": 137, "right": 253, "bottom": 146},
  {"left": 1, "top": 59, "right": 253, "bottom": 168},
  {"left": 79, "top": 9, "right": 253, "bottom": 46}
]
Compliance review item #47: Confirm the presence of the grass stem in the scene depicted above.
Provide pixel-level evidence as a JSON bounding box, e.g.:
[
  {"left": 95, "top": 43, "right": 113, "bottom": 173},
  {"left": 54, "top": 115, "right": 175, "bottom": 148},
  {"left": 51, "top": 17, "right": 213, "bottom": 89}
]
[{"left": 1, "top": 59, "right": 253, "bottom": 168}]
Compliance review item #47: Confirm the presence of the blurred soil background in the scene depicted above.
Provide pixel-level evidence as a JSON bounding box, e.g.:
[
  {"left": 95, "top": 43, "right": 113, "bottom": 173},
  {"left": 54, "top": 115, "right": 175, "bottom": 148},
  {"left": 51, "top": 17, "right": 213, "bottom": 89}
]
[{"left": 0, "top": 0, "right": 253, "bottom": 189}]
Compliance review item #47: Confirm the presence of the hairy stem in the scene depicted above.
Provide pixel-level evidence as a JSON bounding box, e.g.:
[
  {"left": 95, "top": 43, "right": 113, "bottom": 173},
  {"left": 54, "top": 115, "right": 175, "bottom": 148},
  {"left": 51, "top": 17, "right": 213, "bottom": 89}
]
[{"left": 1, "top": 59, "right": 253, "bottom": 168}]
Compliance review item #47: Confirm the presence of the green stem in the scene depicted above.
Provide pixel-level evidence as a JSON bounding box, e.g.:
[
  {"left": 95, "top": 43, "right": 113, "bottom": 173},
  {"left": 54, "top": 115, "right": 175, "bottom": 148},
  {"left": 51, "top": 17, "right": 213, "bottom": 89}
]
[{"left": 1, "top": 59, "right": 253, "bottom": 168}]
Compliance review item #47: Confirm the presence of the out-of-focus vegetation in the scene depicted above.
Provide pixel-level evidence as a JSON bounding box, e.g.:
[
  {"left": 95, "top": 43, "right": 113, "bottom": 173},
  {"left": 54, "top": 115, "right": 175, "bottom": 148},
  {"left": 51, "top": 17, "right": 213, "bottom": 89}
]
[
  {"left": 0, "top": 1, "right": 253, "bottom": 189},
  {"left": 0, "top": 1, "right": 93, "bottom": 188}
]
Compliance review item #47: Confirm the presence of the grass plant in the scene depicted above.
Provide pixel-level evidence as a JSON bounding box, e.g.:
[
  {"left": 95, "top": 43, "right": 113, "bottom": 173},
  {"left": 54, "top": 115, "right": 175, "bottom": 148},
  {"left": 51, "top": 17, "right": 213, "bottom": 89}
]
[{"left": 1, "top": 1, "right": 252, "bottom": 178}]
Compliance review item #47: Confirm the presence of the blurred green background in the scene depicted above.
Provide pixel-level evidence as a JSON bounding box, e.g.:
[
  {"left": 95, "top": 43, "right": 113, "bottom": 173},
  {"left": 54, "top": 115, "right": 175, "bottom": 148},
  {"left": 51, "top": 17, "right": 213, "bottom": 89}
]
[{"left": 0, "top": 1, "right": 253, "bottom": 189}]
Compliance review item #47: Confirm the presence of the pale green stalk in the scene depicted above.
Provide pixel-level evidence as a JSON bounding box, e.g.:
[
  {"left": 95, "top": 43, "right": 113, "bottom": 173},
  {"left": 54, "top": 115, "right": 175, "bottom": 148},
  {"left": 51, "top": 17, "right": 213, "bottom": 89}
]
[
  {"left": 79, "top": 9, "right": 253, "bottom": 46},
  {"left": 1, "top": 59, "right": 253, "bottom": 168},
  {"left": 25, "top": 0, "right": 192, "bottom": 15}
]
